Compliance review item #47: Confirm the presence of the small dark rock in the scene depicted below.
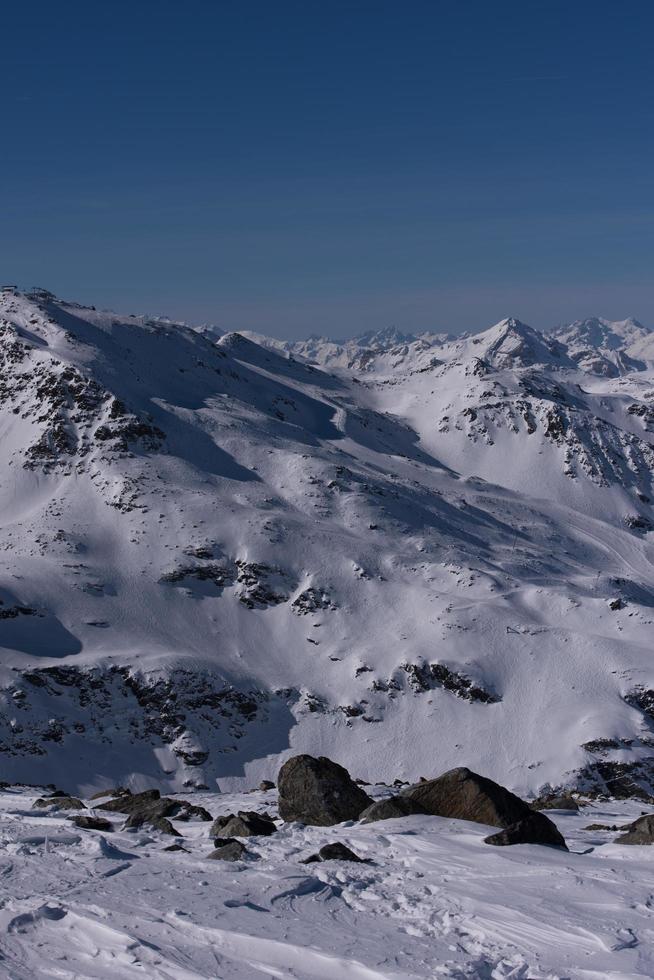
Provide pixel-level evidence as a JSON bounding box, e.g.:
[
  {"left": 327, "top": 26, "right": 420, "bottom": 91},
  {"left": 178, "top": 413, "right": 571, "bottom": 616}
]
[
  {"left": 531, "top": 794, "right": 580, "bottom": 812},
  {"left": 71, "top": 815, "right": 114, "bottom": 832},
  {"left": 259, "top": 780, "right": 275, "bottom": 792},
  {"left": 212, "top": 810, "right": 277, "bottom": 839},
  {"left": 33, "top": 796, "right": 86, "bottom": 811},
  {"left": 98, "top": 789, "right": 160, "bottom": 813},
  {"left": 301, "top": 842, "right": 367, "bottom": 864},
  {"left": 124, "top": 813, "right": 181, "bottom": 836},
  {"left": 164, "top": 843, "right": 189, "bottom": 852},
  {"left": 173, "top": 801, "right": 213, "bottom": 822},
  {"left": 89, "top": 787, "right": 130, "bottom": 801},
  {"left": 207, "top": 838, "right": 249, "bottom": 861}
]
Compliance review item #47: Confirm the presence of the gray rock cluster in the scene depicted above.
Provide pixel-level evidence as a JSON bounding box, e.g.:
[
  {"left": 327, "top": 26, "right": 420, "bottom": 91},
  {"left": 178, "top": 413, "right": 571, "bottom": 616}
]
[{"left": 275, "top": 756, "right": 567, "bottom": 849}]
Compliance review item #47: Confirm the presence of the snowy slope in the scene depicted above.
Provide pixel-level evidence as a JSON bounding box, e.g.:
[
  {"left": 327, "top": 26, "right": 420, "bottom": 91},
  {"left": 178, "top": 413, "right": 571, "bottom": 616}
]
[{"left": 1, "top": 288, "right": 654, "bottom": 803}]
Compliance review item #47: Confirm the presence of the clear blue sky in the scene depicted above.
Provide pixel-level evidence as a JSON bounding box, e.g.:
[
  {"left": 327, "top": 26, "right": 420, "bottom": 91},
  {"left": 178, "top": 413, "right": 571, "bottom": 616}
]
[{"left": 3, "top": 1, "right": 654, "bottom": 338}]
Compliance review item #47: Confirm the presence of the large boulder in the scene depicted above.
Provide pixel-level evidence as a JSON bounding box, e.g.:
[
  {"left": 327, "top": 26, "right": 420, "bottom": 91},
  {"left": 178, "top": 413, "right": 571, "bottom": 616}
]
[
  {"left": 484, "top": 812, "right": 568, "bottom": 849},
  {"left": 212, "top": 810, "right": 276, "bottom": 839},
  {"left": 277, "top": 755, "right": 372, "bottom": 826},
  {"left": 615, "top": 814, "right": 654, "bottom": 844},
  {"left": 359, "top": 796, "right": 427, "bottom": 823},
  {"left": 403, "top": 767, "right": 533, "bottom": 829}
]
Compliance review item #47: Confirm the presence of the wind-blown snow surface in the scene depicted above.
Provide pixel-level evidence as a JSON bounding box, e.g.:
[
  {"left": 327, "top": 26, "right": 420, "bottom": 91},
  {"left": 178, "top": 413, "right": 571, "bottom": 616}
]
[
  {"left": 2, "top": 785, "right": 654, "bottom": 980},
  {"left": 1, "top": 288, "right": 654, "bottom": 802}
]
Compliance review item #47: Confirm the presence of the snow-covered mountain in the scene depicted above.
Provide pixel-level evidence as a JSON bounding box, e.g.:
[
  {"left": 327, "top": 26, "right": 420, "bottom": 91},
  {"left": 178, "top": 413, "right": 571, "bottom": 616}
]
[
  {"left": 238, "top": 325, "right": 455, "bottom": 376},
  {"left": 549, "top": 316, "right": 654, "bottom": 376},
  {"left": 1, "top": 286, "right": 654, "bottom": 804}
]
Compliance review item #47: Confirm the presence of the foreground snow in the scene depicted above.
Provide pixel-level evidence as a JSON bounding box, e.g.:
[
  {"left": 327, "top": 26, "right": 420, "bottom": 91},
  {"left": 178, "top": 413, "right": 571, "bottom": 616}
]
[{"left": 1, "top": 786, "right": 654, "bottom": 979}]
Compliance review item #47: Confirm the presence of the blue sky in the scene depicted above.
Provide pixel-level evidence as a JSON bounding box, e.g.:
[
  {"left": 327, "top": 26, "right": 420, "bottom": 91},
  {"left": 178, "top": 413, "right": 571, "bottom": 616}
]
[{"left": 3, "top": 1, "right": 654, "bottom": 338}]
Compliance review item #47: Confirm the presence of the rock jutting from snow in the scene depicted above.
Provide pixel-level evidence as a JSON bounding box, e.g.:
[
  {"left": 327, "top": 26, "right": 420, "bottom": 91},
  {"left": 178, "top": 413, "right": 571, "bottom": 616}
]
[
  {"left": 300, "top": 842, "right": 367, "bottom": 863},
  {"left": 614, "top": 813, "right": 654, "bottom": 844},
  {"left": 531, "top": 793, "right": 580, "bottom": 812},
  {"left": 207, "top": 838, "right": 250, "bottom": 861},
  {"left": 359, "top": 795, "right": 428, "bottom": 823},
  {"left": 211, "top": 810, "right": 277, "bottom": 838},
  {"left": 404, "top": 767, "right": 538, "bottom": 828},
  {"left": 71, "top": 815, "right": 114, "bottom": 831},
  {"left": 484, "top": 812, "right": 568, "bottom": 849},
  {"left": 32, "top": 796, "right": 86, "bottom": 811},
  {"left": 98, "top": 789, "right": 161, "bottom": 813},
  {"left": 123, "top": 812, "right": 181, "bottom": 836},
  {"left": 277, "top": 754, "right": 373, "bottom": 825}
]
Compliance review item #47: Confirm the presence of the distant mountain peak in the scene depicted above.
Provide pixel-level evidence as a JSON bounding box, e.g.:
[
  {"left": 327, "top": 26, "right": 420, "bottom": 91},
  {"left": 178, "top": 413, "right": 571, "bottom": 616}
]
[
  {"left": 353, "top": 326, "right": 418, "bottom": 349},
  {"left": 467, "top": 317, "right": 571, "bottom": 370}
]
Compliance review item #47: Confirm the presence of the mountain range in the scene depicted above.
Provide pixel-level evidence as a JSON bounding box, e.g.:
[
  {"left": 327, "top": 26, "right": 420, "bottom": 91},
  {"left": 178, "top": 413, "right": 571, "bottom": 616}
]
[{"left": 1, "top": 285, "right": 654, "bottom": 802}]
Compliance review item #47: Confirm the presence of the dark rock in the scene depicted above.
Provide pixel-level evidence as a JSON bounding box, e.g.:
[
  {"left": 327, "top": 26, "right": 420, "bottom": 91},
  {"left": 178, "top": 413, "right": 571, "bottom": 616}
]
[
  {"left": 210, "top": 814, "right": 234, "bottom": 836},
  {"left": 277, "top": 754, "right": 372, "bottom": 826},
  {"left": 484, "top": 812, "right": 568, "bottom": 849},
  {"left": 173, "top": 801, "right": 212, "bottom": 822},
  {"left": 615, "top": 813, "right": 654, "bottom": 844},
  {"left": 359, "top": 796, "right": 427, "bottom": 823},
  {"left": 71, "top": 815, "right": 114, "bottom": 831},
  {"left": 213, "top": 810, "right": 277, "bottom": 839},
  {"left": 400, "top": 662, "right": 499, "bottom": 704},
  {"left": 403, "top": 767, "right": 533, "bottom": 829},
  {"left": 259, "top": 780, "right": 275, "bottom": 792},
  {"left": 33, "top": 796, "right": 86, "bottom": 811},
  {"left": 89, "top": 787, "right": 130, "bottom": 801},
  {"left": 301, "top": 842, "right": 367, "bottom": 863},
  {"left": 98, "top": 789, "right": 160, "bottom": 813},
  {"left": 97, "top": 790, "right": 208, "bottom": 826},
  {"left": 584, "top": 823, "right": 619, "bottom": 831},
  {"left": 163, "top": 843, "right": 189, "bottom": 852},
  {"left": 531, "top": 794, "right": 580, "bottom": 812},
  {"left": 207, "top": 838, "right": 249, "bottom": 861},
  {"left": 124, "top": 813, "right": 181, "bottom": 836}
]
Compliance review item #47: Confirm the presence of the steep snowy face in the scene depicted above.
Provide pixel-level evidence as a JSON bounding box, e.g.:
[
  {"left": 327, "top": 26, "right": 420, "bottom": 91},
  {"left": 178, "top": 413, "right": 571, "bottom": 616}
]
[{"left": 1, "top": 288, "right": 654, "bottom": 803}]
